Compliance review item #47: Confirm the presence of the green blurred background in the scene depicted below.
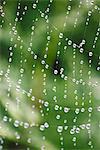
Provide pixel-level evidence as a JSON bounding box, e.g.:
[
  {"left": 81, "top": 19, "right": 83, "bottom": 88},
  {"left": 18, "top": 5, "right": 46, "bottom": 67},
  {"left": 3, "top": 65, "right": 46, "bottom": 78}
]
[{"left": 0, "top": 0, "right": 100, "bottom": 149}]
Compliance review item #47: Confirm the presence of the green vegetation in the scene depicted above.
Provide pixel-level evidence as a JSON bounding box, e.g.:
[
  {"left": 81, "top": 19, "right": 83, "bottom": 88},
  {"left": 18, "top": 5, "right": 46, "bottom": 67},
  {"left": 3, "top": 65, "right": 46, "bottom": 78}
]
[{"left": 0, "top": 0, "right": 100, "bottom": 149}]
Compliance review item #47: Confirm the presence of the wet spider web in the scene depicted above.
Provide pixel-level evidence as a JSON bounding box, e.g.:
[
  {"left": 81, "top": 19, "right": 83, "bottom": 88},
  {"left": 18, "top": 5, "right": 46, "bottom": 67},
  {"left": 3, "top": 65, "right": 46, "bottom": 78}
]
[{"left": 0, "top": 0, "right": 100, "bottom": 149}]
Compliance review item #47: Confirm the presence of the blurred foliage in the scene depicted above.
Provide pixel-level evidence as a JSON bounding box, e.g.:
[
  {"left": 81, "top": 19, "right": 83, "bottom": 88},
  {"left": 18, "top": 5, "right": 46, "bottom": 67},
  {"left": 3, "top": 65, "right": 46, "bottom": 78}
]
[{"left": 0, "top": 0, "right": 100, "bottom": 149}]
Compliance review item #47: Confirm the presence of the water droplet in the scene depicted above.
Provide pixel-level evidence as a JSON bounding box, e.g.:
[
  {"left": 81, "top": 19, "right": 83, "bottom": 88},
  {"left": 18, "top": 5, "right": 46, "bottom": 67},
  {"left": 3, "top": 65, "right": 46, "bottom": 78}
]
[
  {"left": 14, "top": 120, "right": 20, "bottom": 128},
  {"left": 57, "top": 126, "right": 63, "bottom": 133},
  {"left": 24, "top": 122, "right": 29, "bottom": 129},
  {"left": 54, "top": 70, "right": 58, "bottom": 75},
  {"left": 89, "top": 51, "right": 93, "bottom": 56},
  {"left": 59, "top": 33, "right": 63, "bottom": 39},
  {"left": 64, "top": 107, "right": 70, "bottom": 113},
  {"left": 33, "top": 4, "right": 37, "bottom": 9}
]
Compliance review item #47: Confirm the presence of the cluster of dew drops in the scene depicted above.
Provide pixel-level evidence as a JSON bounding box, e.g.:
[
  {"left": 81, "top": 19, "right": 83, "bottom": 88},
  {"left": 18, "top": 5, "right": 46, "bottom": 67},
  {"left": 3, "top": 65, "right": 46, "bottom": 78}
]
[{"left": 0, "top": 0, "right": 100, "bottom": 149}]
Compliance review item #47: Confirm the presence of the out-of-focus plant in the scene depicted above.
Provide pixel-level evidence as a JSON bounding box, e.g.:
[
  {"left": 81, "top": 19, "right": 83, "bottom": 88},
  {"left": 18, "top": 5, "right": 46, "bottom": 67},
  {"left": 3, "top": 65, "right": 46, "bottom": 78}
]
[{"left": 0, "top": 0, "right": 100, "bottom": 149}]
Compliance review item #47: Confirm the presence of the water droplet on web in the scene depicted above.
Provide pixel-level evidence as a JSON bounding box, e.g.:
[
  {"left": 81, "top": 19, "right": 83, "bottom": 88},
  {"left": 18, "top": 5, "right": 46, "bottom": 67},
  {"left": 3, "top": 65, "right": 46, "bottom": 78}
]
[
  {"left": 56, "top": 114, "right": 61, "bottom": 120},
  {"left": 27, "top": 138, "right": 32, "bottom": 144},
  {"left": 24, "top": 122, "right": 29, "bottom": 129},
  {"left": 14, "top": 120, "right": 20, "bottom": 128},
  {"left": 3, "top": 116, "right": 8, "bottom": 122},
  {"left": 80, "top": 48, "right": 84, "bottom": 53},
  {"left": 0, "top": 0, "right": 99, "bottom": 149},
  {"left": 64, "top": 107, "right": 70, "bottom": 113},
  {"left": 59, "top": 33, "right": 63, "bottom": 39},
  {"left": 57, "top": 126, "right": 63, "bottom": 133},
  {"left": 40, "top": 125, "right": 45, "bottom": 131},
  {"left": 33, "top": 4, "right": 37, "bottom": 9},
  {"left": 44, "top": 122, "right": 49, "bottom": 128},
  {"left": 68, "top": 40, "right": 72, "bottom": 45},
  {"left": 54, "top": 70, "right": 58, "bottom": 75},
  {"left": 89, "top": 52, "right": 93, "bottom": 56}
]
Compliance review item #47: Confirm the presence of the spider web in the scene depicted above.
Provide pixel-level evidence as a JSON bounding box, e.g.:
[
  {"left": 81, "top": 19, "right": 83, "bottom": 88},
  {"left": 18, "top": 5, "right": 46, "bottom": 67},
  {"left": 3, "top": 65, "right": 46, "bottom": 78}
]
[{"left": 0, "top": 0, "right": 100, "bottom": 149}]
